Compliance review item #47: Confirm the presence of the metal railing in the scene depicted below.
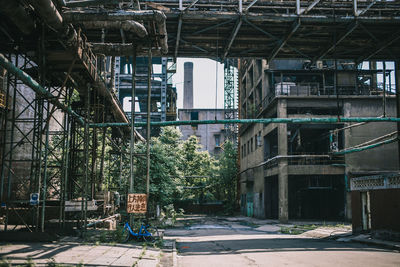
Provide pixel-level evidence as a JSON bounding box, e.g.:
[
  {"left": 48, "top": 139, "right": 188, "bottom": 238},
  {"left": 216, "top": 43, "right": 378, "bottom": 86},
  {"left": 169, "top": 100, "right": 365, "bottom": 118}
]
[{"left": 262, "top": 153, "right": 345, "bottom": 170}]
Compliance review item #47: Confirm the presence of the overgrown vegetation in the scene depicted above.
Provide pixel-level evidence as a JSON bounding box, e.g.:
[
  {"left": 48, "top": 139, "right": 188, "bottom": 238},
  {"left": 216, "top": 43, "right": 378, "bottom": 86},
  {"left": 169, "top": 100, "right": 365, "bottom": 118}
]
[{"left": 46, "top": 126, "right": 238, "bottom": 216}]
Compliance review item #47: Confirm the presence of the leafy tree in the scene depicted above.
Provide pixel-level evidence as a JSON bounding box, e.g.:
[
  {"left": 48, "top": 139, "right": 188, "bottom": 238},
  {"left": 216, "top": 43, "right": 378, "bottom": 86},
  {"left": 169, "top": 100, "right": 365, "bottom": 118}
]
[
  {"left": 179, "top": 135, "right": 219, "bottom": 204},
  {"left": 134, "top": 127, "right": 183, "bottom": 210},
  {"left": 216, "top": 141, "right": 238, "bottom": 212}
]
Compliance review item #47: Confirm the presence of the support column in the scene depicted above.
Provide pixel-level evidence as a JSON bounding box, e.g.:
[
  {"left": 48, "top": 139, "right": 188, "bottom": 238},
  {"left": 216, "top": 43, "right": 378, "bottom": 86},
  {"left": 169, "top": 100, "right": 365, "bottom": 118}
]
[
  {"left": 395, "top": 60, "right": 400, "bottom": 168},
  {"left": 129, "top": 47, "right": 137, "bottom": 225},
  {"left": 41, "top": 102, "right": 50, "bottom": 232},
  {"left": 160, "top": 58, "right": 167, "bottom": 122},
  {"left": 277, "top": 99, "right": 288, "bottom": 223},
  {"left": 146, "top": 49, "right": 152, "bottom": 213}
]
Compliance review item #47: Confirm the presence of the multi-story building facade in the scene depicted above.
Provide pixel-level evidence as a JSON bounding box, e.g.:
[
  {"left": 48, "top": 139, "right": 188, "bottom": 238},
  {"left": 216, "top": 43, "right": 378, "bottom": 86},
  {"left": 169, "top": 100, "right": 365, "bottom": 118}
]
[
  {"left": 179, "top": 108, "right": 228, "bottom": 155},
  {"left": 239, "top": 59, "right": 398, "bottom": 223}
]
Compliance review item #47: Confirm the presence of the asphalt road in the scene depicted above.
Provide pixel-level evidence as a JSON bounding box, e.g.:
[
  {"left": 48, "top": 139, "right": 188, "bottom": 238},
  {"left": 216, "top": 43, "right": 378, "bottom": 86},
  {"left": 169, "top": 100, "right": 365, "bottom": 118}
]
[{"left": 164, "top": 216, "right": 400, "bottom": 267}]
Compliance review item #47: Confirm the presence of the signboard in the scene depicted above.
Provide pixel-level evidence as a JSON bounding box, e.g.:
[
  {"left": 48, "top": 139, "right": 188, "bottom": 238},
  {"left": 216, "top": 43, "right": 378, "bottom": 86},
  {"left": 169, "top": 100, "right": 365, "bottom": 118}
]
[
  {"left": 127, "top": 193, "right": 147, "bottom": 214},
  {"left": 30, "top": 193, "right": 39, "bottom": 205}
]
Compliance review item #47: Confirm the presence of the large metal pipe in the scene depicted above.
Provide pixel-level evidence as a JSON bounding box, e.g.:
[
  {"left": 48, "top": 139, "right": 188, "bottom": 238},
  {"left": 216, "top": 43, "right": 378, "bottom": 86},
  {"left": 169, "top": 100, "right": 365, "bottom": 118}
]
[
  {"left": 0, "top": 0, "right": 35, "bottom": 35},
  {"left": 80, "top": 21, "right": 148, "bottom": 38},
  {"left": 90, "top": 43, "right": 162, "bottom": 57},
  {"left": 64, "top": 10, "right": 168, "bottom": 54},
  {"left": 89, "top": 117, "right": 400, "bottom": 128},
  {"left": 0, "top": 53, "right": 85, "bottom": 125},
  {"left": 30, "top": 0, "right": 64, "bottom": 30}
]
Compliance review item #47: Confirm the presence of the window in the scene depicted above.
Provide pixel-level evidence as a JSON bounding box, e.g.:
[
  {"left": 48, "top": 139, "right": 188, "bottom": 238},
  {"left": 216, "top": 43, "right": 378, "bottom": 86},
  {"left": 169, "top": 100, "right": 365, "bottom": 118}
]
[
  {"left": 251, "top": 138, "right": 254, "bottom": 152},
  {"left": 247, "top": 141, "right": 250, "bottom": 155},
  {"left": 190, "top": 111, "right": 199, "bottom": 120},
  {"left": 244, "top": 144, "right": 247, "bottom": 157},
  {"left": 215, "top": 135, "right": 221, "bottom": 147},
  {"left": 241, "top": 145, "right": 244, "bottom": 158},
  {"left": 257, "top": 131, "right": 262, "bottom": 147},
  {"left": 191, "top": 111, "right": 199, "bottom": 129}
]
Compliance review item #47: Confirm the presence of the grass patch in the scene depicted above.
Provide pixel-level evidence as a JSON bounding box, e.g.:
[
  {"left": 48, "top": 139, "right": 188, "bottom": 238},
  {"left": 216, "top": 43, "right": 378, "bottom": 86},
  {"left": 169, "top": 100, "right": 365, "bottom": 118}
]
[{"left": 280, "top": 224, "right": 319, "bottom": 235}]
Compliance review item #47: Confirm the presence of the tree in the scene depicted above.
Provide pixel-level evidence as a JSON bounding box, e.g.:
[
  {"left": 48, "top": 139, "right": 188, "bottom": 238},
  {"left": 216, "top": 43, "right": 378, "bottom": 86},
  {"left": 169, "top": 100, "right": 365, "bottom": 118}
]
[
  {"left": 215, "top": 141, "right": 238, "bottom": 212},
  {"left": 179, "top": 135, "right": 219, "bottom": 203},
  {"left": 134, "top": 127, "right": 183, "bottom": 209}
]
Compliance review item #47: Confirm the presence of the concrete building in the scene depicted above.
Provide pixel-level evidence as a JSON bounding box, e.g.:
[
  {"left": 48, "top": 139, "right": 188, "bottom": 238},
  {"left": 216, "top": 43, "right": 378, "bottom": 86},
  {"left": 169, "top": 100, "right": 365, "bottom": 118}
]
[
  {"left": 179, "top": 108, "right": 227, "bottom": 155},
  {"left": 178, "top": 61, "right": 227, "bottom": 155},
  {"left": 239, "top": 59, "right": 399, "bottom": 223}
]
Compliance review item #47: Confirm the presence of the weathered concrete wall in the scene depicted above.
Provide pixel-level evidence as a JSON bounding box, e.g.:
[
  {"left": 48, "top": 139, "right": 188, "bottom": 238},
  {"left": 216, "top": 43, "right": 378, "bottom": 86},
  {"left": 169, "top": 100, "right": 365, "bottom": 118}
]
[
  {"left": 183, "top": 62, "right": 193, "bottom": 109},
  {"left": 178, "top": 109, "right": 226, "bottom": 155},
  {"left": 344, "top": 98, "right": 398, "bottom": 173}
]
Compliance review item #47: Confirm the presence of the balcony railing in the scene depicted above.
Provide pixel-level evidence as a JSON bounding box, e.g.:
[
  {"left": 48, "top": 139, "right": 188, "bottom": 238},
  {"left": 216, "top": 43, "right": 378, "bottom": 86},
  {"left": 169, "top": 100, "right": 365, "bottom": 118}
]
[
  {"left": 258, "top": 83, "right": 392, "bottom": 115},
  {"left": 262, "top": 153, "right": 345, "bottom": 170}
]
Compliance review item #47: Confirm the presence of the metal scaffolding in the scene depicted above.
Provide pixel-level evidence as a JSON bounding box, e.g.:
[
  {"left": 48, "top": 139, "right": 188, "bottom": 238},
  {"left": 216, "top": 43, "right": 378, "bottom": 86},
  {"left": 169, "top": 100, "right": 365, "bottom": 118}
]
[
  {"left": 224, "top": 58, "right": 238, "bottom": 145},
  {"left": 0, "top": 0, "right": 399, "bottom": 234}
]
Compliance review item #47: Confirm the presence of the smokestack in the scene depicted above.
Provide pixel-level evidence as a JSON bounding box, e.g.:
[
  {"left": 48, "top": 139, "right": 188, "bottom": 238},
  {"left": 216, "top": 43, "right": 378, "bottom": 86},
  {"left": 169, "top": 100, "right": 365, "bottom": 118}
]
[{"left": 183, "top": 62, "right": 193, "bottom": 109}]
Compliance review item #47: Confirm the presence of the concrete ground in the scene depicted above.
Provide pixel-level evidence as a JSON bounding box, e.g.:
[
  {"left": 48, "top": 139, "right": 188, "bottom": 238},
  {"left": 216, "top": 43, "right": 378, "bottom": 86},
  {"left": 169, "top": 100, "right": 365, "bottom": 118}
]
[
  {"left": 164, "top": 215, "right": 400, "bottom": 267},
  {"left": 1, "top": 215, "right": 399, "bottom": 266},
  {"left": 0, "top": 238, "right": 164, "bottom": 266}
]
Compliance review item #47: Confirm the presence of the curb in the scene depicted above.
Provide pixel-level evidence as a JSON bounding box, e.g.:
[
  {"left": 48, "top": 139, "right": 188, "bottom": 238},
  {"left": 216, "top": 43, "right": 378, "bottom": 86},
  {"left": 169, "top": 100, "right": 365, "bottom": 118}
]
[
  {"left": 351, "top": 238, "right": 400, "bottom": 251},
  {"left": 172, "top": 240, "right": 178, "bottom": 267}
]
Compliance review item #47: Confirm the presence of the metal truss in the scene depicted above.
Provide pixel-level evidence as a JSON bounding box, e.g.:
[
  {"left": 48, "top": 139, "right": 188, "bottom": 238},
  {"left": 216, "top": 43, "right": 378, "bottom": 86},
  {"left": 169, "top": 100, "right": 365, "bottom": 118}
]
[{"left": 224, "top": 58, "right": 238, "bottom": 146}]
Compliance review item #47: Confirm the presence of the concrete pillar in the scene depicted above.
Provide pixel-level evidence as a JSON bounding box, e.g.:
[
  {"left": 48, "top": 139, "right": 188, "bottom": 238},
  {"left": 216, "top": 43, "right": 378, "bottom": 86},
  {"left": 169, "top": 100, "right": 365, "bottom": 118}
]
[
  {"left": 183, "top": 62, "right": 194, "bottom": 109},
  {"left": 277, "top": 99, "right": 288, "bottom": 222},
  {"left": 395, "top": 60, "right": 400, "bottom": 167},
  {"left": 370, "top": 61, "right": 377, "bottom": 90}
]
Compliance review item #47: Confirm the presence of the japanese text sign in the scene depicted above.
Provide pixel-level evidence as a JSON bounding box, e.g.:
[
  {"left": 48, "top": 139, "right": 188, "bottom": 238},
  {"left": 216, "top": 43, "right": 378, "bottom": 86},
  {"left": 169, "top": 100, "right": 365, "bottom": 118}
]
[{"left": 127, "top": 193, "right": 147, "bottom": 214}]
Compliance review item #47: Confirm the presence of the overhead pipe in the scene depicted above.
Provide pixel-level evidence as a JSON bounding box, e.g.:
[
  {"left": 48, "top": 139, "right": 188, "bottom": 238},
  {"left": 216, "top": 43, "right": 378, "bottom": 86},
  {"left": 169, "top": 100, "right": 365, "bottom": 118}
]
[
  {"left": 334, "top": 137, "right": 398, "bottom": 155},
  {"left": 30, "top": 0, "right": 64, "bottom": 30},
  {"left": 63, "top": 10, "right": 168, "bottom": 54},
  {"left": 29, "top": 0, "right": 78, "bottom": 45},
  {"left": 89, "top": 117, "right": 400, "bottom": 128},
  {"left": 0, "top": 53, "right": 85, "bottom": 125},
  {"left": 89, "top": 43, "right": 162, "bottom": 57},
  {"left": 80, "top": 21, "right": 148, "bottom": 38},
  {"left": 0, "top": 0, "right": 35, "bottom": 35}
]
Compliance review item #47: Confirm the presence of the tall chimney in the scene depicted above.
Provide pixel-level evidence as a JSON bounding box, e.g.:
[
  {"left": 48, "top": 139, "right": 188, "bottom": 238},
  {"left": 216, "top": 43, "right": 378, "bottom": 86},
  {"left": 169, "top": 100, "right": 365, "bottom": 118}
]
[{"left": 183, "top": 62, "right": 193, "bottom": 109}]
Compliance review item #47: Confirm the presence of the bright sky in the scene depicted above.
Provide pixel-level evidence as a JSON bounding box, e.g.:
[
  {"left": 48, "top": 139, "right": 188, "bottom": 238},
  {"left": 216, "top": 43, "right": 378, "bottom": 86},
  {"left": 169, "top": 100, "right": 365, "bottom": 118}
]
[{"left": 173, "top": 58, "right": 225, "bottom": 109}]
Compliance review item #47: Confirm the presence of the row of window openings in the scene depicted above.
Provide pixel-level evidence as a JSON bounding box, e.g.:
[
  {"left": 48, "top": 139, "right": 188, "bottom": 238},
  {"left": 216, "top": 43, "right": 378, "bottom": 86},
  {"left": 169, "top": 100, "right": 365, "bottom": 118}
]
[{"left": 241, "top": 131, "right": 262, "bottom": 158}]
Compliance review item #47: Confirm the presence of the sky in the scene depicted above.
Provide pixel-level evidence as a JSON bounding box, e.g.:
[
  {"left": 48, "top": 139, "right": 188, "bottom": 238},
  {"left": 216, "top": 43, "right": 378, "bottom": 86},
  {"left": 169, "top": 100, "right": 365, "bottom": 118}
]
[{"left": 173, "top": 58, "right": 225, "bottom": 109}]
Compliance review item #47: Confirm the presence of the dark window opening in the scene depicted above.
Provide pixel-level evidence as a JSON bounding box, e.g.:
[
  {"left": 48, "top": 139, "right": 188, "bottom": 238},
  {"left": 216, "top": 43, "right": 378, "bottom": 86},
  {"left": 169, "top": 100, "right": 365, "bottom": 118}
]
[{"left": 288, "top": 175, "right": 345, "bottom": 220}]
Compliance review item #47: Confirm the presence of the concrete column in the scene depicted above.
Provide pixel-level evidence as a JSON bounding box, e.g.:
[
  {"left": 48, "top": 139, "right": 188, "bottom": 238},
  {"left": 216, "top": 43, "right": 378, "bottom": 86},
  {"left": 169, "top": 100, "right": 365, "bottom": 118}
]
[
  {"left": 183, "top": 62, "right": 194, "bottom": 109},
  {"left": 395, "top": 60, "right": 400, "bottom": 167},
  {"left": 370, "top": 61, "right": 377, "bottom": 90},
  {"left": 277, "top": 99, "right": 288, "bottom": 222}
]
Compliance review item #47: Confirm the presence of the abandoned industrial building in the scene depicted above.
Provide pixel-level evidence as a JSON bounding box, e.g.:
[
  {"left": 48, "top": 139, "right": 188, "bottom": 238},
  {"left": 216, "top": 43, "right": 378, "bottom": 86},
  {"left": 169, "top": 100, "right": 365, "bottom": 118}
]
[
  {"left": 239, "top": 59, "right": 398, "bottom": 227},
  {"left": 0, "top": 1, "right": 400, "bottom": 265}
]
